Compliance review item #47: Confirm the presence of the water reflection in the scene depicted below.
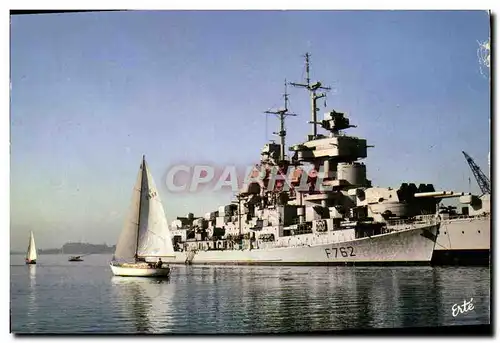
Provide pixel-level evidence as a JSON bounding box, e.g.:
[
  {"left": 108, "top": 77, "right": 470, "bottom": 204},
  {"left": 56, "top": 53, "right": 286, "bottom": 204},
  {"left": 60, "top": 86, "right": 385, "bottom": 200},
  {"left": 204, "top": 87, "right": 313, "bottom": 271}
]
[
  {"left": 9, "top": 252, "right": 490, "bottom": 334},
  {"left": 26, "top": 265, "right": 37, "bottom": 330},
  {"left": 433, "top": 267, "right": 491, "bottom": 326},
  {"left": 111, "top": 276, "right": 176, "bottom": 333},
  {"left": 173, "top": 265, "right": 489, "bottom": 333}
]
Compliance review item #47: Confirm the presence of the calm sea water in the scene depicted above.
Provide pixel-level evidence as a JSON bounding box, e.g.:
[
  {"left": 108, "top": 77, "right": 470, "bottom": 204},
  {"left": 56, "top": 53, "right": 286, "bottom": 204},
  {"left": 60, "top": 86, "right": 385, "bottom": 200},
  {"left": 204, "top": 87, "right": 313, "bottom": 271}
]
[{"left": 10, "top": 254, "right": 490, "bottom": 334}]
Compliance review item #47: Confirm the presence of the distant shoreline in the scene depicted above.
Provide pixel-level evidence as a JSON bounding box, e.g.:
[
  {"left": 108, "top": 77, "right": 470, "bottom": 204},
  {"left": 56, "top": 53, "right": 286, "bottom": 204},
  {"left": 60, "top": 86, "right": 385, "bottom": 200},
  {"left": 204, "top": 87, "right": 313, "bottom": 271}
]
[
  {"left": 11, "top": 242, "right": 116, "bottom": 256},
  {"left": 10, "top": 252, "right": 113, "bottom": 255}
]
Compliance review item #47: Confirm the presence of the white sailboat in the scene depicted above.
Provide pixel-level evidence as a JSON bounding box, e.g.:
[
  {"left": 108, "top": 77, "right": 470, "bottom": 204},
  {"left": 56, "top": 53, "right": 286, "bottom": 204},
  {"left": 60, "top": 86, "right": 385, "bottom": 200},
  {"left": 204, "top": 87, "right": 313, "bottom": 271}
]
[
  {"left": 25, "top": 231, "right": 37, "bottom": 265},
  {"left": 110, "top": 155, "right": 175, "bottom": 277}
]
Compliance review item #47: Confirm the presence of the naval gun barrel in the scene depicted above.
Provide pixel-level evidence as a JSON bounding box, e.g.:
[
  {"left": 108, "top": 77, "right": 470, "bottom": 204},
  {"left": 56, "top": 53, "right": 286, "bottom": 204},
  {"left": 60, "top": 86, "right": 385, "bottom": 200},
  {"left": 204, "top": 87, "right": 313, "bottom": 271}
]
[{"left": 414, "top": 191, "right": 472, "bottom": 199}]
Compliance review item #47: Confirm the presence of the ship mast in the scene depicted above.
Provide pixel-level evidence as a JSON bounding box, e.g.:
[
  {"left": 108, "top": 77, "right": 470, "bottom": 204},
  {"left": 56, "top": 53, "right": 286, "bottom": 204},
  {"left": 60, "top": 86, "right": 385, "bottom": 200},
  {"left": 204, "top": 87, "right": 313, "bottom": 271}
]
[
  {"left": 290, "top": 53, "right": 331, "bottom": 139},
  {"left": 264, "top": 80, "right": 297, "bottom": 162}
]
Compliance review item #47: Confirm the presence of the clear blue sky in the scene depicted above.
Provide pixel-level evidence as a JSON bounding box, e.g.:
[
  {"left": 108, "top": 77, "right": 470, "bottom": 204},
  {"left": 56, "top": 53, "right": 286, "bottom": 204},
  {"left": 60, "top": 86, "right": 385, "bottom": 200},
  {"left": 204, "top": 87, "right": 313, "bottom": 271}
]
[{"left": 10, "top": 10, "right": 490, "bottom": 250}]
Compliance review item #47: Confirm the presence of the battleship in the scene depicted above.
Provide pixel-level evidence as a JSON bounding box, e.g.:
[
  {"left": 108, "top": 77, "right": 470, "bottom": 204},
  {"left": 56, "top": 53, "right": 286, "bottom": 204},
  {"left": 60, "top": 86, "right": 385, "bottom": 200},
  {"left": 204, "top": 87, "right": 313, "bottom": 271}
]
[{"left": 164, "top": 53, "right": 442, "bottom": 266}]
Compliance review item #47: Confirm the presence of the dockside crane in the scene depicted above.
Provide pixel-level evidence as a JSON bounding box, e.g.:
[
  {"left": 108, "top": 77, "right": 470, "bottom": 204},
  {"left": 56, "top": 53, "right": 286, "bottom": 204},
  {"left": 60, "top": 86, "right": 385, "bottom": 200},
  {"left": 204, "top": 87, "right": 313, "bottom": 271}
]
[{"left": 462, "top": 151, "right": 491, "bottom": 195}]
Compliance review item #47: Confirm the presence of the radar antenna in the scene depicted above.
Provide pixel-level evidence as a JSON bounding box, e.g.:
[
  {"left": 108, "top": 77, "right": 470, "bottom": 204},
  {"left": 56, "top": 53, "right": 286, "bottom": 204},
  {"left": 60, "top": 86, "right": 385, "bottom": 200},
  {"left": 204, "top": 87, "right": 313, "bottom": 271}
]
[
  {"left": 289, "top": 53, "right": 331, "bottom": 139},
  {"left": 264, "top": 79, "right": 298, "bottom": 162}
]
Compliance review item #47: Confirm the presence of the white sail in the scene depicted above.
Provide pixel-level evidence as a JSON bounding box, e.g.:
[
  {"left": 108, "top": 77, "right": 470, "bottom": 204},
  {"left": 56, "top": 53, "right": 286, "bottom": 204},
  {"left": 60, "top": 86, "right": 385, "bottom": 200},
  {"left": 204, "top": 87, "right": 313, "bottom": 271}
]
[
  {"left": 114, "top": 161, "right": 144, "bottom": 261},
  {"left": 136, "top": 160, "right": 175, "bottom": 258},
  {"left": 26, "top": 231, "right": 37, "bottom": 261}
]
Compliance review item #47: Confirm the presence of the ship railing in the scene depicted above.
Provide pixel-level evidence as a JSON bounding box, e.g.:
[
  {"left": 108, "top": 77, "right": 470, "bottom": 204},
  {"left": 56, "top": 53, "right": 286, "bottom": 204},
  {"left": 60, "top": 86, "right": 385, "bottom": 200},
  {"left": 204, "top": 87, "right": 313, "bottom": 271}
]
[
  {"left": 386, "top": 212, "right": 489, "bottom": 227},
  {"left": 433, "top": 213, "right": 490, "bottom": 221},
  {"left": 414, "top": 214, "right": 438, "bottom": 223},
  {"left": 387, "top": 215, "right": 438, "bottom": 227},
  {"left": 387, "top": 218, "right": 413, "bottom": 227}
]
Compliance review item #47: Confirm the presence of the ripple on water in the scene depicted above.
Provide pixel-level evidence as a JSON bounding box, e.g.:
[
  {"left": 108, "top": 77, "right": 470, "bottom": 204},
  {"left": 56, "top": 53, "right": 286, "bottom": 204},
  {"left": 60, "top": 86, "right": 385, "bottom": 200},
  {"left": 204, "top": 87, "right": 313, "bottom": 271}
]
[{"left": 10, "top": 255, "right": 491, "bottom": 333}]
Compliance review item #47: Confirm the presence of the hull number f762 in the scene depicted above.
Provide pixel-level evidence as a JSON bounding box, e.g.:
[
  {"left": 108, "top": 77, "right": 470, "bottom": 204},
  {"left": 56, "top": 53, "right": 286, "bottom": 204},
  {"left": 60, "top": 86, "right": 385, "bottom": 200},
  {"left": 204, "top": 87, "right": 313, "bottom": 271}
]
[{"left": 325, "top": 246, "right": 355, "bottom": 258}]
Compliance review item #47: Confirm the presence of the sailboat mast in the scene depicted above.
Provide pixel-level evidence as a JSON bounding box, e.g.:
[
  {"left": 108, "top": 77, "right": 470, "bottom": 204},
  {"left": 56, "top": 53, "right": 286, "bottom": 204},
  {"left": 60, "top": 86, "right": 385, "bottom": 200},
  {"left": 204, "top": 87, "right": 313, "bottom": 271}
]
[{"left": 135, "top": 155, "right": 146, "bottom": 259}]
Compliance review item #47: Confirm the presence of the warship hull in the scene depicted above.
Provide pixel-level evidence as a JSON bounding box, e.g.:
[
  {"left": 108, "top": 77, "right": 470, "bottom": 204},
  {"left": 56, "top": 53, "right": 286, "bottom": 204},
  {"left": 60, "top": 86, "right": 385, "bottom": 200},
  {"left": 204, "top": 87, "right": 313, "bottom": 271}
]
[
  {"left": 169, "top": 225, "right": 438, "bottom": 266},
  {"left": 432, "top": 216, "right": 490, "bottom": 266}
]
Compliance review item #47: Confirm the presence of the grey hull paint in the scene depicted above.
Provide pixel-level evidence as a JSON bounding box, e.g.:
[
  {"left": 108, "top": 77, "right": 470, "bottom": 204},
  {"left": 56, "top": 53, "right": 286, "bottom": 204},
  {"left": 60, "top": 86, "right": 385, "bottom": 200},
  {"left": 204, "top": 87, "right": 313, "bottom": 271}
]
[
  {"left": 432, "top": 215, "right": 490, "bottom": 265},
  {"left": 435, "top": 216, "right": 490, "bottom": 251},
  {"left": 166, "top": 225, "right": 438, "bottom": 266}
]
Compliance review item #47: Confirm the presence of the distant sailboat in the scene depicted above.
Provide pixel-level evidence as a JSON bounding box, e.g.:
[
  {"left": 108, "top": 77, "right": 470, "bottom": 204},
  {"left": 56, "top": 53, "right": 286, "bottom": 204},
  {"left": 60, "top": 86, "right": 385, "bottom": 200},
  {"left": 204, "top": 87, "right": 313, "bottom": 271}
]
[
  {"left": 110, "top": 155, "right": 175, "bottom": 277},
  {"left": 25, "top": 231, "right": 37, "bottom": 265}
]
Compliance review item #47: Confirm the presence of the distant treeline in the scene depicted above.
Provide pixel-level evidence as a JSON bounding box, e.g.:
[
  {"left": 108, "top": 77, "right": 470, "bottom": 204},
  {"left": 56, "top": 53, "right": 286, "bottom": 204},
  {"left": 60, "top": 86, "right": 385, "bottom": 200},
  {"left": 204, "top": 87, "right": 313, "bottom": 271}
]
[{"left": 12, "top": 242, "right": 116, "bottom": 255}]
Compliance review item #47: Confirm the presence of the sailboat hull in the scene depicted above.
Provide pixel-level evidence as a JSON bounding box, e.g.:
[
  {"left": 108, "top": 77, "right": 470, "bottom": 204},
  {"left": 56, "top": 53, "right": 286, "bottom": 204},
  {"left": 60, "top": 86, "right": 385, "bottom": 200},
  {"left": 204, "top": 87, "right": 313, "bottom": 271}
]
[
  {"left": 25, "top": 260, "right": 36, "bottom": 265},
  {"left": 110, "top": 263, "right": 170, "bottom": 277}
]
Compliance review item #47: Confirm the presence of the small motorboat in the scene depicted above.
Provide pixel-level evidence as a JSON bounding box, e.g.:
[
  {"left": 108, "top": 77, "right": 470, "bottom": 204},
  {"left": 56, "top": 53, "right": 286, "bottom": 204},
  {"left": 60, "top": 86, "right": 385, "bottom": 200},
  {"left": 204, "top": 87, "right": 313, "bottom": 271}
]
[{"left": 68, "top": 255, "right": 84, "bottom": 262}]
